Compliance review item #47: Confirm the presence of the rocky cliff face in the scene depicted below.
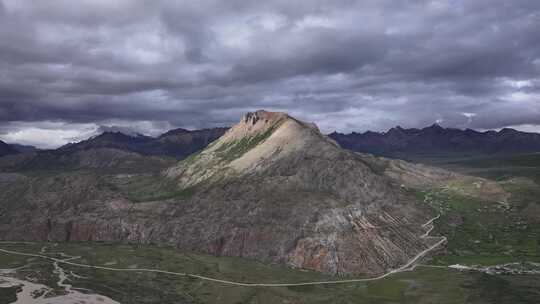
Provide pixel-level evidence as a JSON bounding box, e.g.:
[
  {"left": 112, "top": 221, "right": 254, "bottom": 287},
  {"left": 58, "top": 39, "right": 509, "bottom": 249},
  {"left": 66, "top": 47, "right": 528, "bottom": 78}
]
[{"left": 2, "top": 110, "right": 498, "bottom": 275}]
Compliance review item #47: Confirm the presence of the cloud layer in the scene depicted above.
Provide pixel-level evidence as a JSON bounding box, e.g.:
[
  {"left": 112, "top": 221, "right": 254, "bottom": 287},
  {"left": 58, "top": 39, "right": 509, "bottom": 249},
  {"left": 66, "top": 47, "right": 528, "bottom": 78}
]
[{"left": 1, "top": 0, "right": 539, "bottom": 147}]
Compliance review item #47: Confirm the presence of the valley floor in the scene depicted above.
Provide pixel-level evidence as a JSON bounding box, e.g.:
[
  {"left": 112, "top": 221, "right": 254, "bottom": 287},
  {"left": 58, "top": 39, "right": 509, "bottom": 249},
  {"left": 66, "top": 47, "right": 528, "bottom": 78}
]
[{"left": 0, "top": 237, "right": 539, "bottom": 304}]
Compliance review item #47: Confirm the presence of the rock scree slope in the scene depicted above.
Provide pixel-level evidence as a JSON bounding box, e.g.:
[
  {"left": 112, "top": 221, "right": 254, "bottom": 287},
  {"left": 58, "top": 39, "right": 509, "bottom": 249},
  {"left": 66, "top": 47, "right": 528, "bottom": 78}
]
[{"left": 0, "top": 110, "right": 480, "bottom": 276}]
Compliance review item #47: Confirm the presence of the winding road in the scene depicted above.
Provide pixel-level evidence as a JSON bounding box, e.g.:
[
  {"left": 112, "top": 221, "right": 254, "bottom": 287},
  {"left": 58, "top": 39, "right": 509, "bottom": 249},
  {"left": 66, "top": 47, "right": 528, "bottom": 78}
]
[{"left": 0, "top": 214, "right": 446, "bottom": 287}]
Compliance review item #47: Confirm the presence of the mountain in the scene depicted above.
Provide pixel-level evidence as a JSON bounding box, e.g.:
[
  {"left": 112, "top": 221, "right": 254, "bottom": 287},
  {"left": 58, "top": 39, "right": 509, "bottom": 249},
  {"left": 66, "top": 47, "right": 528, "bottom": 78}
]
[
  {"left": 329, "top": 124, "right": 540, "bottom": 159},
  {"left": 0, "top": 110, "right": 506, "bottom": 276},
  {"left": 0, "top": 140, "right": 19, "bottom": 157},
  {"left": 164, "top": 110, "right": 485, "bottom": 274},
  {"left": 155, "top": 127, "right": 229, "bottom": 158},
  {"left": 58, "top": 128, "right": 228, "bottom": 159},
  {"left": 0, "top": 148, "right": 174, "bottom": 174},
  {"left": 0, "top": 132, "right": 172, "bottom": 173},
  {"left": 0, "top": 128, "right": 226, "bottom": 173},
  {"left": 60, "top": 131, "right": 154, "bottom": 152},
  {"left": 9, "top": 143, "right": 39, "bottom": 153}
]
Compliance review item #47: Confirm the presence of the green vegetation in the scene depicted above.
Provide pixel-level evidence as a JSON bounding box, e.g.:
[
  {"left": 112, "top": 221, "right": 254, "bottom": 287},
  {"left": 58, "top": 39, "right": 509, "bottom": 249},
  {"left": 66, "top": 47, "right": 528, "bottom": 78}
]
[
  {"left": 418, "top": 183, "right": 540, "bottom": 266},
  {"left": 182, "top": 151, "right": 200, "bottom": 164},
  {"left": 1, "top": 242, "right": 539, "bottom": 303},
  {"left": 408, "top": 152, "right": 540, "bottom": 267},
  {"left": 0, "top": 169, "right": 196, "bottom": 207},
  {"left": 0, "top": 244, "right": 66, "bottom": 297},
  {"left": 216, "top": 122, "right": 281, "bottom": 161},
  {"left": 447, "top": 153, "right": 540, "bottom": 169},
  {"left": 0, "top": 285, "right": 20, "bottom": 303},
  {"left": 420, "top": 153, "right": 540, "bottom": 184},
  {"left": 105, "top": 173, "right": 196, "bottom": 202}
]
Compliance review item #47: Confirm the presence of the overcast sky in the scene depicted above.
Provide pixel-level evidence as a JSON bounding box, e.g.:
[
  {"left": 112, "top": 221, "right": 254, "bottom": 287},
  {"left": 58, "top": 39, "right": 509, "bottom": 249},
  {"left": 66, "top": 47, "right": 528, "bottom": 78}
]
[{"left": 1, "top": 0, "right": 539, "bottom": 148}]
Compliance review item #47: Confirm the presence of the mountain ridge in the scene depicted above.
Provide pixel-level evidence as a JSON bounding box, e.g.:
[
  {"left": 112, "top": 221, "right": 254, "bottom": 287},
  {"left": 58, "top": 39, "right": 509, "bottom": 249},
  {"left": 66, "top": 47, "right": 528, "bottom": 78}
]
[
  {"left": 58, "top": 127, "right": 228, "bottom": 159},
  {"left": 0, "top": 140, "right": 19, "bottom": 157},
  {"left": 3, "top": 122, "right": 539, "bottom": 163},
  {"left": 0, "top": 128, "right": 226, "bottom": 172},
  {"left": 329, "top": 124, "right": 540, "bottom": 159}
]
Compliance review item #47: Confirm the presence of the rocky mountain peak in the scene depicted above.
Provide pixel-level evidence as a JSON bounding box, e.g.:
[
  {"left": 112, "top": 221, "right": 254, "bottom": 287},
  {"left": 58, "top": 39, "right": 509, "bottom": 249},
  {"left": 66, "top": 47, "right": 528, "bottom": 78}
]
[
  {"left": 242, "top": 110, "right": 286, "bottom": 126},
  {"left": 386, "top": 126, "right": 407, "bottom": 138},
  {"left": 217, "top": 110, "right": 324, "bottom": 148},
  {"left": 424, "top": 123, "right": 445, "bottom": 132},
  {"left": 166, "top": 110, "right": 337, "bottom": 186},
  {"left": 227, "top": 110, "right": 290, "bottom": 140},
  {"left": 498, "top": 127, "right": 519, "bottom": 135}
]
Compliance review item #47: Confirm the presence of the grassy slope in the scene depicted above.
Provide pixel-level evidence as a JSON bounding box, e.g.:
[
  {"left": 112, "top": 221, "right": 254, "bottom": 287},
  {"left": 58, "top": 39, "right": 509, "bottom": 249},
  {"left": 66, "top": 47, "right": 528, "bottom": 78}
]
[
  {"left": 0, "top": 168, "right": 195, "bottom": 207},
  {"left": 415, "top": 153, "right": 540, "bottom": 184},
  {"left": 105, "top": 173, "right": 196, "bottom": 202},
  {"left": 214, "top": 121, "right": 280, "bottom": 162},
  {"left": 402, "top": 153, "right": 540, "bottom": 265},
  {"left": 417, "top": 186, "right": 540, "bottom": 266}
]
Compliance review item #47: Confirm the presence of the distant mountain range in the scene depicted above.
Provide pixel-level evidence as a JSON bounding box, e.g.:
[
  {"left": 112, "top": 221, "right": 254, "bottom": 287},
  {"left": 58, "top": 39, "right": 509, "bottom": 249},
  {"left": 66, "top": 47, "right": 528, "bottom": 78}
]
[
  {"left": 9, "top": 143, "right": 39, "bottom": 153},
  {"left": 329, "top": 124, "right": 540, "bottom": 159},
  {"left": 0, "top": 140, "right": 39, "bottom": 157},
  {"left": 2, "top": 124, "right": 540, "bottom": 164},
  {"left": 0, "top": 128, "right": 227, "bottom": 172},
  {"left": 59, "top": 127, "right": 228, "bottom": 159},
  {"left": 0, "top": 140, "right": 18, "bottom": 157}
]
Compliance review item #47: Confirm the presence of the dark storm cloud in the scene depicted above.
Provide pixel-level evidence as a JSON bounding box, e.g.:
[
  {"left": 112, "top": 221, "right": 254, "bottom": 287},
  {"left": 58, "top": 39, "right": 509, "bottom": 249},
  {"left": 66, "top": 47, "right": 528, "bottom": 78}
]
[{"left": 1, "top": 0, "right": 540, "bottom": 147}]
